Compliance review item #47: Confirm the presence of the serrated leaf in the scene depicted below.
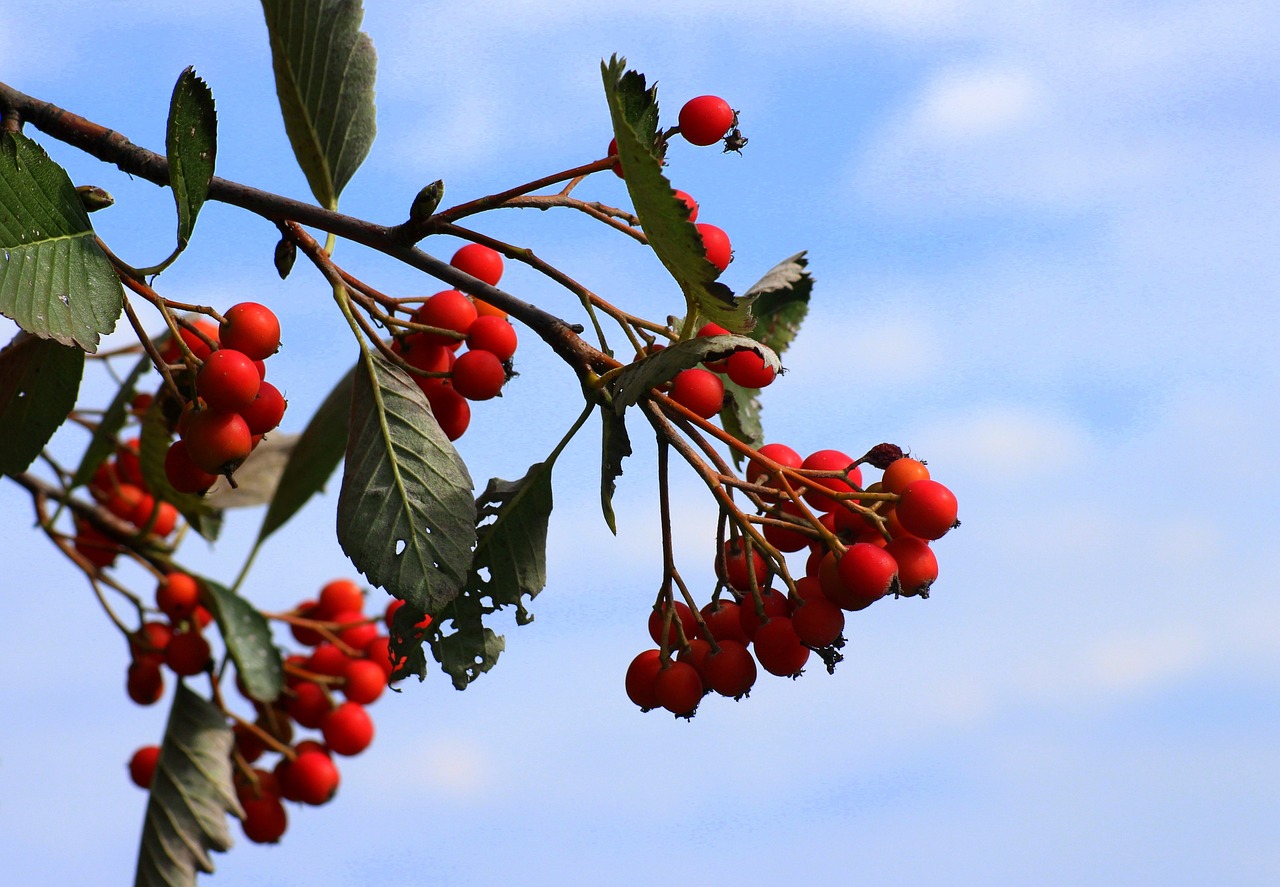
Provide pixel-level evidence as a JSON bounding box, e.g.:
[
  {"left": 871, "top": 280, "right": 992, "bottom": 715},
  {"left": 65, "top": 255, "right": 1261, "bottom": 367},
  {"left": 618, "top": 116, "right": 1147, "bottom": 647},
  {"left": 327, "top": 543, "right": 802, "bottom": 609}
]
[
  {"left": 203, "top": 433, "right": 298, "bottom": 509},
  {"left": 201, "top": 579, "right": 283, "bottom": 703},
  {"left": 134, "top": 684, "right": 240, "bottom": 887},
  {"left": 601, "top": 56, "right": 754, "bottom": 333},
  {"left": 70, "top": 352, "right": 150, "bottom": 488},
  {"left": 337, "top": 352, "right": 475, "bottom": 648},
  {"left": 260, "top": 0, "right": 378, "bottom": 210},
  {"left": 138, "top": 401, "right": 221, "bottom": 542},
  {"left": 0, "top": 331, "right": 83, "bottom": 475},
  {"left": 0, "top": 131, "right": 123, "bottom": 351},
  {"left": 167, "top": 67, "right": 217, "bottom": 252},
  {"left": 609, "top": 334, "right": 779, "bottom": 412},
  {"left": 257, "top": 366, "right": 352, "bottom": 541},
  {"left": 470, "top": 461, "right": 555, "bottom": 622},
  {"left": 600, "top": 403, "right": 630, "bottom": 534},
  {"left": 743, "top": 252, "right": 812, "bottom": 357}
]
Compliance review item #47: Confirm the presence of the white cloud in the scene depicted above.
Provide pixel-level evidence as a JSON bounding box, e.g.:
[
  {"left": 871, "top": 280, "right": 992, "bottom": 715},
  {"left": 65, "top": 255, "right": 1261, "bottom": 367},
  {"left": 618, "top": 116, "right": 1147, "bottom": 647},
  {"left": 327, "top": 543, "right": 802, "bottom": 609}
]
[
  {"left": 910, "top": 67, "right": 1043, "bottom": 143},
  {"left": 1083, "top": 628, "right": 1209, "bottom": 696},
  {"left": 916, "top": 407, "right": 1091, "bottom": 482}
]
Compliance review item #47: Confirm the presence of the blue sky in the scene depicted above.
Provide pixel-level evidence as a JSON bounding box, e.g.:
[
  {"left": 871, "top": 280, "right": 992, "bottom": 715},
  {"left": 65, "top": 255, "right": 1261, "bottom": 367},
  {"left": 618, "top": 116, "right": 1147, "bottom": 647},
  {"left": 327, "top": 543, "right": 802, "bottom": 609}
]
[{"left": 2, "top": 1, "right": 1278, "bottom": 884}]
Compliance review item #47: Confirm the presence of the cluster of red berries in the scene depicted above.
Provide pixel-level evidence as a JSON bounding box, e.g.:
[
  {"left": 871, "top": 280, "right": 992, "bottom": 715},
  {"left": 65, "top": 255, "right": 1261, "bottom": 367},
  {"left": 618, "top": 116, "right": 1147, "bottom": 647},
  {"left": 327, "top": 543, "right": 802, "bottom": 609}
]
[
  {"left": 126, "top": 578, "right": 405, "bottom": 845},
  {"left": 162, "top": 302, "right": 287, "bottom": 493},
  {"left": 73, "top": 437, "right": 181, "bottom": 568},
  {"left": 607, "top": 94, "right": 739, "bottom": 275},
  {"left": 392, "top": 244, "right": 519, "bottom": 440},
  {"left": 665, "top": 320, "right": 779, "bottom": 420},
  {"left": 626, "top": 450, "right": 959, "bottom": 718}
]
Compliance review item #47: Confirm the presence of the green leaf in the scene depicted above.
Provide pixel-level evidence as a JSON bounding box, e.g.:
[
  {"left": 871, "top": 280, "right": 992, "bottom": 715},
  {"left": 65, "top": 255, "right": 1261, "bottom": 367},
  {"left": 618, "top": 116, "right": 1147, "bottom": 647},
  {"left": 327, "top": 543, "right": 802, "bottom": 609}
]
[
  {"left": 0, "top": 131, "right": 123, "bottom": 352},
  {"left": 70, "top": 352, "right": 150, "bottom": 488},
  {"left": 201, "top": 579, "right": 283, "bottom": 703},
  {"left": 720, "top": 376, "right": 764, "bottom": 454},
  {"left": 258, "top": 366, "right": 353, "bottom": 541},
  {"left": 167, "top": 67, "right": 217, "bottom": 252},
  {"left": 600, "top": 56, "right": 753, "bottom": 333},
  {"left": 599, "top": 402, "right": 630, "bottom": 534},
  {"left": 204, "top": 433, "right": 298, "bottom": 510},
  {"left": 0, "top": 331, "right": 83, "bottom": 476},
  {"left": 134, "top": 684, "right": 240, "bottom": 887},
  {"left": 260, "top": 0, "right": 378, "bottom": 210},
  {"left": 138, "top": 401, "right": 222, "bottom": 542},
  {"left": 337, "top": 351, "right": 476, "bottom": 654},
  {"left": 426, "top": 589, "right": 505, "bottom": 691},
  {"left": 472, "top": 463, "right": 554, "bottom": 622},
  {"left": 718, "top": 253, "right": 812, "bottom": 463},
  {"left": 743, "top": 252, "right": 812, "bottom": 357},
  {"left": 609, "top": 334, "right": 779, "bottom": 413}
]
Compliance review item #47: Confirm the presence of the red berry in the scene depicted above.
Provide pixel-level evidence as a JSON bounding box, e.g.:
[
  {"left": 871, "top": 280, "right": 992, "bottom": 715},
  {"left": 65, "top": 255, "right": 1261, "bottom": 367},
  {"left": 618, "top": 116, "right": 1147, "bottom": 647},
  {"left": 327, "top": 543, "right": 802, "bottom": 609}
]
[
  {"left": 670, "top": 367, "right": 724, "bottom": 418},
  {"left": 130, "top": 622, "right": 173, "bottom": 665},
  {"left": 290, "top": 599, "right": 324, "bottom": 647},
  {"left": 465, "top": 315, "right": 518, "bottom": 362},
  {"left": 833, "top": 542, "right": 899, "bottom": 610},
  {"left": 115, "top": 438, "right": 144, "bottom": 486},
  {"left": 721, "top": 540, "right": 770, "bottom": 593},
  {"left": 451, "top": 349, "right": 507, "bottom": 401},
  {"left": 678, "top": 95, "right": 735, "bottom": 146},
  {"left": 702, "top": 640, "right": 757, "bottom": 698},
  {"left": 800, "top": 449, "right": 863, "bottom": 512},
  {"left": 421, "top": 379, "right": 472, "bottom": 440},
  {"left": 791, "top": 595, "right": 845, "bottom": 648},
  {"left": 625, "top": 649, "right": 663, "bottom": 710},
  {"left": 318, "top": 579, "right": 364, "bottom": 618},
  {"left": 239, "top": 381, "right": 287, "bottom": 435},
  {"left": 450, "top": 243, "right": 504, "bottom": 287},
  {"left": 197, "top": 349, "right": 262, "bottom": 413},
  {"left": 332, "top": 610, "right": 378, "bottom": 651},
  {"left": 156, "top": 572, "right": 200, "bottom": 622},
  {"left": 895, "top": 479, "right": 959, "bottom": 540},
  {"left": 126, "top": 660, "right": 165, "bottom": 706},
  {"left": 725, "top": 349, "right": 776, "bottom": 389},
  {"left": 280, "top": 748, "right": 340, "bottom": 805},
  {"left": 286, "top": 681, "right": 333, "bottom": 729},
  {"left": 752, "top": 617, "right": 810, "bottom": 677},
  {"left": 182, "top": 409, "right": 252, "bottom": 475},
  {"left": 307, "top": 642, "right": 350, "bottom": 678},
  {"left": 414, "top": 290, "right": 477, "bottom": 346},
  {"left": 746, "top": 442, "right": 803, "bottom": 497},
  {"left": 219, "top": 302, "right": 281, "bottom": 361},
  {"left": 647, "top": 601, "right": 698, "bottom": 652},
  {"left": 129, "top": 745, "right": 161, "bottom": 789},
  {"left": 737, "top": 587, "right": 791, "bottom": 641},
  {"left": 162, "top": 439, "right": 216, "bottom": 494},
  {"left": 699, "top": 599, "right": 749, "bottom": 646},
  {"left": 696, "top": 322, "right": 732, "bottom": 372},
  {"left": 673, "top": 189, "right": 699, "bottom": 222},
  {"left": 882, "top": 457, "right": 930, "bottom": 494},
  {"left": 342, "top": 658, "right": 387, "bottom": 705},
  {"left": 653, "top": 661, "right": 703, "bottom": 716},
  {"left": 323, "top": 701, "right": 375, "bottom": 756},
  {"left": 885, "top": 536, "right": 939, "bottom": 597},
  {"left": 163, "top": 319, "right": 219, "bottom": 364},
  {"left": 240, "top": 794, "right": 288, "bottom": 844},
  {"left": 695, "top": 223, "right": 732, "bottom": 273},
  {"left": 165, "top": 631, "right": 211, "bottom": 676},
  {"left": 606, "top": 137, "right": 624, "bottom": 178}
]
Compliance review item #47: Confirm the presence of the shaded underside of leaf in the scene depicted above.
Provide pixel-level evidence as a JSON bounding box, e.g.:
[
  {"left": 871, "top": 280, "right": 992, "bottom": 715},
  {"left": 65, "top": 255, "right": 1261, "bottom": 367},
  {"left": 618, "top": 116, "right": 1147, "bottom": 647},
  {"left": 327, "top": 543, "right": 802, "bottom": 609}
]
[
  {"left": 0, "top": 131, "right": 123, "bottom": 351},
  {"left": 201, "top": 579, "right": 283, "bottom": 703},
  {"left": 257, "top": 365, "right": 353, "bottom": 541},
  {"left": 134, "top": 684, "right": 240, "bottom": 887},
  {"left": 720, "top": 376, "right": 764, "bottom": 455},
  {"left": 167, "top": 67, "right": 218, "bottom": 251},
  {"left": 0, "top": 331, "right": 83, "bottom": 476},
  {"left": 599, "top": 402, "right": 630, "bottom": 534},
  {"left": 337, "top": 352, "right": 476, "bottom": 640},
  {"left": 600, "top": 56, "right": 753, "bottom": 334},
  {"left": 427, "top": 589, "right": 506, "bottom": 691},
  {"left": 744, "top": 251, "right": 812, "bottom": 357},
  {"left": 259, "top": 0, "right": 378, "bottom": 209}
]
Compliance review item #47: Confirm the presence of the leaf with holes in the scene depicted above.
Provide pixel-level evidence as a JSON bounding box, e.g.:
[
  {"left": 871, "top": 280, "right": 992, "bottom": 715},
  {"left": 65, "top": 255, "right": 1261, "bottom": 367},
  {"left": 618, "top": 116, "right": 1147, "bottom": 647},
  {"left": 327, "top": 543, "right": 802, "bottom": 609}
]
[
  {"left": 260, "top": 0, "right": 377, "bottom": 209},
  {"left": 0, "top": 132, "right": 123, "bottom": 352},
  {"left": 601, "top": 56, "right": 753, "bottom": 333},
  {"left": 337, "top": 351, "right": 475, "bottom": 654},
  {"left": 201, "top": 579, "right": 283, "bottom": 703},
  {"left": 134, "top": 684, "right": 240, "bottom": 887},
  {"left": 427, "top": 588, "right": 506, "bottom": 691},
  {"left": 0, "top": 331, "right": 83, "bottom": 476}
]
